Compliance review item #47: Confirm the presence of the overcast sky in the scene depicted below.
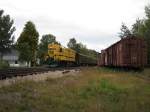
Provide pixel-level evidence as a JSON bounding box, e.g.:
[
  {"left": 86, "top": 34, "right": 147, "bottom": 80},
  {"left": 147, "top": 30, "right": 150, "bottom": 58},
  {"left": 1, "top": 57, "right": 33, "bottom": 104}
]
[{"left": 1, "top": 0, "right": 149, "bottom": 52}]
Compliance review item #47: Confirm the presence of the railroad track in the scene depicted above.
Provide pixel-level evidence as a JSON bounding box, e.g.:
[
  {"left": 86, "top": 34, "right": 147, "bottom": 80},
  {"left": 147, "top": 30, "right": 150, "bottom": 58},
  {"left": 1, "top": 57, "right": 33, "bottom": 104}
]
[{"left": 0, "top": 67, "right": 79, "bottom": 80}]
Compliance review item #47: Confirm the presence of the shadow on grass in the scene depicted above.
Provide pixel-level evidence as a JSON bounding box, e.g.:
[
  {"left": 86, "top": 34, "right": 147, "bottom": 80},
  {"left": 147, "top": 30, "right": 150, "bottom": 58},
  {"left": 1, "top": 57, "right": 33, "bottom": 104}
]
[{"left": 98, "top": 67, "right": 144, "bottom": 73}]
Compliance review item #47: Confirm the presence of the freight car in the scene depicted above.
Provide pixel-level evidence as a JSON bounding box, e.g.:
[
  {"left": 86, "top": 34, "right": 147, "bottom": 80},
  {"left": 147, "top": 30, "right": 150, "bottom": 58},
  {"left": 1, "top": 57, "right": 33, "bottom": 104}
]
[
  {"left": 98, "top": 36, "right": 147, "bottom": 68},
  {"left": 76, "top": 53, "right": 97, "bottom": 66},
  {"left": 45, "top": 43, "right": 97, "bottom": 67}
]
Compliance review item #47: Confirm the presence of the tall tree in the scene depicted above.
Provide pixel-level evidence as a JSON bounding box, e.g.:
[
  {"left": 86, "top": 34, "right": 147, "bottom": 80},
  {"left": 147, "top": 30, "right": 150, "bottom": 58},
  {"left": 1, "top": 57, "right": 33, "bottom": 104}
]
[
  {"left": 119, "top": 23, "right": 132, "bottom": 39},
  {"left": 38, "top": 34, "right": 57, "bottom": 64},
  {"left": 144, "top": 5, "right": 150, "bottom": 64},
  {"left": 132, "top": 18, "right": 146, "bottom": 37},
  {"left": 17, "top": 21, "right": 39, "bottom": 66},
  {"left": 145, "top": 4, "right": 150, "bottom": 18},
  {"left": 131, "top": 5, "right": 150, "bottom": 64},
  {"left": 17, "top": 43, "right": 32, "bottom": 64},
  {"left": 0, "top": 10, "right": 15, "bottom": 58}
]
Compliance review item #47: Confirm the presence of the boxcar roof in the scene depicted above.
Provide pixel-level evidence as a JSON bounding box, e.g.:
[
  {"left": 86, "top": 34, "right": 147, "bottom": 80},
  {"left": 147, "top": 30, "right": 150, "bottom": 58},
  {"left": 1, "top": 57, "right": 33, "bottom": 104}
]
[{"left": 104, "top": 36, "right": 144, "bottom": 51}]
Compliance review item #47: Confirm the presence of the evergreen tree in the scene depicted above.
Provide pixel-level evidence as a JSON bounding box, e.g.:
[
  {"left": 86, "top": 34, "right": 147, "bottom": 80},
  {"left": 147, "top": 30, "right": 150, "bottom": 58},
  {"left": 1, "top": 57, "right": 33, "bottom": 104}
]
[
  {"left": 119, "top": 23, "right": 132, "bottom": 39},
  {"left": 131, "top": 5, "right": 150, "bottom": 64},
  {"left": 132, "top": 18, "right": 146, "bottom": 37},
  {"left": 144, "top": 5, "right": 150, "bottom": 64},
  {"left": 0, "top": 10, "right": 15, "bottom": 58}
]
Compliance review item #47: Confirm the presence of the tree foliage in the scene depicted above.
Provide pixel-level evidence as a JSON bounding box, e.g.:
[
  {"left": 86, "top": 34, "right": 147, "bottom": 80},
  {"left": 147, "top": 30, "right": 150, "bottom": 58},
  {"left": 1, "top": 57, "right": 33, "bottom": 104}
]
[
  {"left": 144, "top": 5, "right": 150, "bottom": 64},
  {"left": 38, "top": 34, "right": 58, "bottom": 64},
  {"left": 17, "top": 43, "right": 32, "bottom": 63},
  {"left": 145, "top": 5, "right": 150, "bottom": 18},
  {"left": 0, "top": 10, "right": 15, "bottom": 56},
  {"left": 67, "top": 38, "right": 98, "bottom": 59},
  {"left": 17, "top": 21, "right": 39, "bottom": 66},
  {"left": 132, "top": 18, "right": 146, "bottom": 37},
  {"left": 119, "top": 23, "right": 132, "bottom": 39},
  {"left": 131, "top": 5, "right": 150, "bottom": 64},
  {"left": 67, "top": 38, "right": 77, "bottom": 51}
]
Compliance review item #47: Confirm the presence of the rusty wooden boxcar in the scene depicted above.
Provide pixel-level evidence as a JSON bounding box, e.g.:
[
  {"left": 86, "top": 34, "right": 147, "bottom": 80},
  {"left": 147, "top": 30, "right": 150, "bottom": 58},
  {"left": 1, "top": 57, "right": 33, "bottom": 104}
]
[{"left": 97, "top": 36, "right": 147, "bottom": 68}]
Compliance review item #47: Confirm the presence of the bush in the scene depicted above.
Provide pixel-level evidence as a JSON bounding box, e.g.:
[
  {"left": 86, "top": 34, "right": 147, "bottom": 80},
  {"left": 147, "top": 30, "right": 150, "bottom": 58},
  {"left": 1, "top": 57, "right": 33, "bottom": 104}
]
[{"left": 0, "top": 60, "right": 9, "bottom": 69}]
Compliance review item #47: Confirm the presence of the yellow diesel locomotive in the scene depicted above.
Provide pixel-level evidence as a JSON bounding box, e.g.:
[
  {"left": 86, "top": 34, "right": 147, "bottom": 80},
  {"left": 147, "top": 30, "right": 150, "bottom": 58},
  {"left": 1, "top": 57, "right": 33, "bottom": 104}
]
[
  {"left": 46, "top": 43, "right": 76, "bottom": 66},
  {"left": 45, "top": 43, "right": 97, "bottom": 67}
]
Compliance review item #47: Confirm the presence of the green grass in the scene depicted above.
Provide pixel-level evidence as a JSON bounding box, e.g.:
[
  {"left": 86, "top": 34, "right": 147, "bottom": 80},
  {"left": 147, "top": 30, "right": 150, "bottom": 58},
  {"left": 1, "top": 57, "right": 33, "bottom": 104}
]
[{"left": 0, "top": 67, "right": 150, "bottom": 112}]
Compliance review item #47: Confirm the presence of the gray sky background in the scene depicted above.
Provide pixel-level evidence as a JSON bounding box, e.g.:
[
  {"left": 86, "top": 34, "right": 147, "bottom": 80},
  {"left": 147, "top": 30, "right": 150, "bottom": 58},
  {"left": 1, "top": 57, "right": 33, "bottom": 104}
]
[{"left": 1, "top": 0, "right": 149, "bottom": 52}]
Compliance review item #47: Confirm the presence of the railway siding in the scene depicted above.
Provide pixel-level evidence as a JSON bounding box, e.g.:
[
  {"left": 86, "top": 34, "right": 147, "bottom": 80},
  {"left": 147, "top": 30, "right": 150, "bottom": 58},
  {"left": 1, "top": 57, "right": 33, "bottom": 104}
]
[
  {"left": 0, "top": 68, "right": 80, "bottom": 87},
  {"left": 0, "top": 67, "right": 80, "bottom": 80}
]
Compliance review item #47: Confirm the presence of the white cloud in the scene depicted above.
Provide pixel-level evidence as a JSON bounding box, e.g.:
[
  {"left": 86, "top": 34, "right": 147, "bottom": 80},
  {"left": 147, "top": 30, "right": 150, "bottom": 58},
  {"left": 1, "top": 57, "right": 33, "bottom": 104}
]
[{"left": 0, "top": 0, "right": 149, "bottom": 51}]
